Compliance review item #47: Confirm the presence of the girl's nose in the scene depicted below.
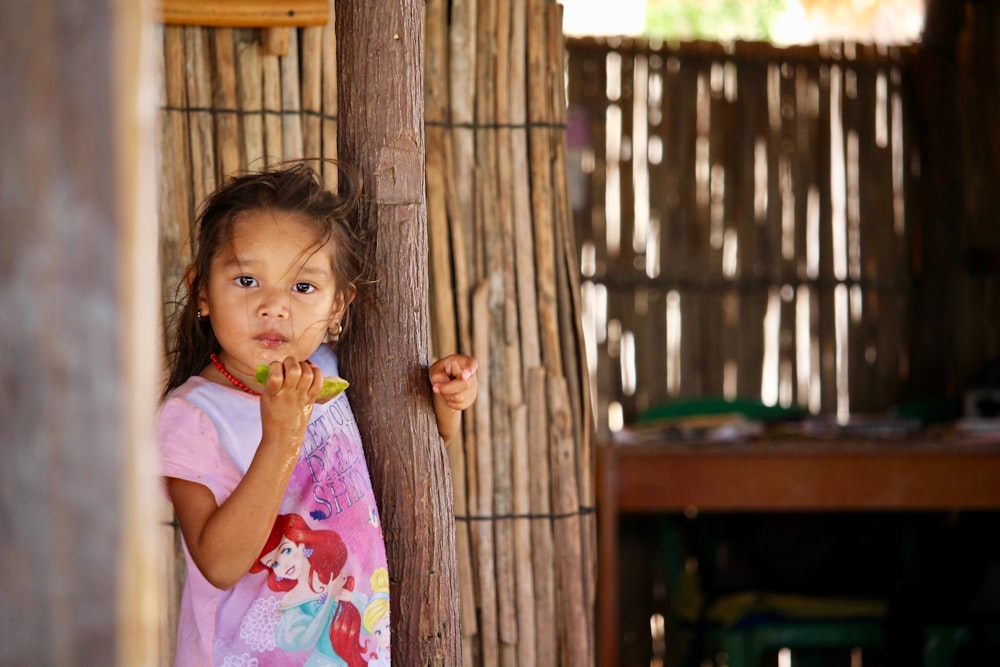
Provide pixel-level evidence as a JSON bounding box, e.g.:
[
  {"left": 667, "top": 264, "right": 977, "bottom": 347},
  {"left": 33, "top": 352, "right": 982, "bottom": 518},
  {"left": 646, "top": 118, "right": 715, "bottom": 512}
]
[{"left": 256, "top": 288, "right": 289, "bottom": 318}]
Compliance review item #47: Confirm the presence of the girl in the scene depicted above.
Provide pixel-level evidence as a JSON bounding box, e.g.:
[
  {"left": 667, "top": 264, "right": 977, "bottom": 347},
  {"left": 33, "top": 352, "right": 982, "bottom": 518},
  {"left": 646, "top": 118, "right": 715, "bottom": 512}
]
[{"left": 157, "top": 162, "right": 478, "bottom": 666}]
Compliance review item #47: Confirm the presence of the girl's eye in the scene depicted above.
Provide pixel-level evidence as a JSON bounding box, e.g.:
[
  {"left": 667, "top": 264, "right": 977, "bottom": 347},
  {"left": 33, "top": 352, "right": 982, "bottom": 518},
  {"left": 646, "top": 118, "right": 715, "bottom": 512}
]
[
  {"left": 280, "top": 546, "right": 292, "bottom": 556},
  {"left": 293, "top": 282, "right": 316, "bottom": 294},
  {"left": 236, "top": 275, "right": 258, "bottom": 288}
]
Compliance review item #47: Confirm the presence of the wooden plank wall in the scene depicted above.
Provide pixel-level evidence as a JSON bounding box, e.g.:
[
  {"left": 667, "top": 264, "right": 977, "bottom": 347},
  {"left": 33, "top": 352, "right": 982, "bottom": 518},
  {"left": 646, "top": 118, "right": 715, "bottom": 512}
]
[{"left": 566, "top": 38, "right": 917, "bottom": 435}]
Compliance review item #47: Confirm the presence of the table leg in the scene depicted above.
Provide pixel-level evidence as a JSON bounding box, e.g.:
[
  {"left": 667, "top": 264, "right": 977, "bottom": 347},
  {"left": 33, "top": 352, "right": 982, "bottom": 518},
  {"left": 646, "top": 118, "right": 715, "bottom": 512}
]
[{"left": 597, "top": 445, "right": 620, "bottom": 667}]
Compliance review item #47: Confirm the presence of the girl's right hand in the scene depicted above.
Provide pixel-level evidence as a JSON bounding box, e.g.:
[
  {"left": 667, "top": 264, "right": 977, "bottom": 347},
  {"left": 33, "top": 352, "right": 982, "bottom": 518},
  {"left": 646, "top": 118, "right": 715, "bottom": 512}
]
[{"left": 257, "top": 357, "right": 323, "bottom": 456}]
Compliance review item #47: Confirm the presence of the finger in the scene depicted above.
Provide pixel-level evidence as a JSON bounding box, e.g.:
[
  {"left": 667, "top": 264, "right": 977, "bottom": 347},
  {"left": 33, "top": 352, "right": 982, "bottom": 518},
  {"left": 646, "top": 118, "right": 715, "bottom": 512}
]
[
  {"left": 432, "top": 375, "right": 462, "bottom": 394},
  {"left": 291, "top": 360, "right": 323, "bottom": 395},
  {"left": 306, "top": 361, "right": 324, "bottom": 397},
  {"left": 446, "top": 355, "right": 478, "bottom": 376},
  {"left": 439, "top": 392, "right": 474, "bottom": 411},
  {"left": 281, "top": 357, "right": 303, "bottom": 388},
  {"left": 436, "top": 380, "right": 473, "bottom": 404},
  {"left": 433, "top": 355, "right": 478, "bottom": 382},
  {"left": 459, "top": 357, "right": 479, "bottom": 379},
  {"left": 428, "top": 366, "right": 448, "bottom": 384},
  {"left": 263, "top": 360, "right": 284, "bottom": 392}
]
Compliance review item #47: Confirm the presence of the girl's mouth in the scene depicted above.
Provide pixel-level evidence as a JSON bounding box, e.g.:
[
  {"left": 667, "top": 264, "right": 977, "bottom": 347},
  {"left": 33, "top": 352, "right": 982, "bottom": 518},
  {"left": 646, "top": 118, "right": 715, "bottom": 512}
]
[{"left": 256, "top": 333, "right": 288, "bottom": 347}]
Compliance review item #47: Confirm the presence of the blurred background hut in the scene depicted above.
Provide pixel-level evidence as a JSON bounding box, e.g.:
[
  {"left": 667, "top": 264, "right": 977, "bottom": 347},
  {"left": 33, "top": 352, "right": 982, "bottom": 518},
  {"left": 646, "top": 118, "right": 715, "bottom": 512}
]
[{"left": 561, "top": 0, "right": 1000, "bottom": 665}]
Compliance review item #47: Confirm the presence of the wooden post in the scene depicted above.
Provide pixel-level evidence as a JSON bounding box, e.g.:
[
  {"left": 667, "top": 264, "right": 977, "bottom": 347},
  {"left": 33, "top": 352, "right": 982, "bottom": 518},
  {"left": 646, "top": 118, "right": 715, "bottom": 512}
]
[
  {"left": 906, "top": 0, "right": 964, "bottom": 397},
  {"left": 0, "top": 0, "right": 162, "bottom": 664},
  {"left": 335, "top": 2, "right": 462, "bottom": 665}
]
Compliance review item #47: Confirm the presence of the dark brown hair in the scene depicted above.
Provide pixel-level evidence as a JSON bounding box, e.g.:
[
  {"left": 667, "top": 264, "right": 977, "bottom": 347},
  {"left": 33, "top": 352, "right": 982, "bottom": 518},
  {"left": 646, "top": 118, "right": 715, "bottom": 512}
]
[{"left": 163, "top": 161, "right": 364, "bottom": 397}]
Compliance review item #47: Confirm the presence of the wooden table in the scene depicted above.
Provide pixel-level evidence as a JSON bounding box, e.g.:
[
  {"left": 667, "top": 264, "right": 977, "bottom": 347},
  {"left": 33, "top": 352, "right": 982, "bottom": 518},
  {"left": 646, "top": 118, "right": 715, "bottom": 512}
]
[{"left": 596, "top": 434, "right": 1000, "bottom": 667}]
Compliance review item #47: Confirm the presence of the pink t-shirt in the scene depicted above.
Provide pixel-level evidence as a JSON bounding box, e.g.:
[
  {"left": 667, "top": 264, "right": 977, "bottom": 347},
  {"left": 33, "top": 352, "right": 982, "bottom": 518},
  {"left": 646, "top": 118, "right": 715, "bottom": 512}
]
[{"left": 158, "top": 345, "right": 390, "bottom": 666}]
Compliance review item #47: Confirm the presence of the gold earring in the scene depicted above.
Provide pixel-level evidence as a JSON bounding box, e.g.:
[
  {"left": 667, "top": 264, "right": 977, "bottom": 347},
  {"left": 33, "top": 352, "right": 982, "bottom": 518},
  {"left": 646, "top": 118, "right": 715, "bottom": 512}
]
[{"left": 329, "top": 321, "right": 344, "bottom": 342}]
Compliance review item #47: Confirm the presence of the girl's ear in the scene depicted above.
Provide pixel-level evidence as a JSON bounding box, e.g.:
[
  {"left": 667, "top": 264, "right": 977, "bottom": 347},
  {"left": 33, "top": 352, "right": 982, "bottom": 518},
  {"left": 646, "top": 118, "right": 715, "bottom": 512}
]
[
  {"left": 184, "top": 265, "right": 209, "bottom": 317},
  {"left": 331, "top": 285, "right": 356, "bottom": 322}
]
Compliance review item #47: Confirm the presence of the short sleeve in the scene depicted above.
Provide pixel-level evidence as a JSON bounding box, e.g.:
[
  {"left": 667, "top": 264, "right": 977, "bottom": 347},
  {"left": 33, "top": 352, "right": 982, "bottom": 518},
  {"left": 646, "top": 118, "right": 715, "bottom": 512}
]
[{"left": 157, "top": 395, "right": 244, "bottom": 506}]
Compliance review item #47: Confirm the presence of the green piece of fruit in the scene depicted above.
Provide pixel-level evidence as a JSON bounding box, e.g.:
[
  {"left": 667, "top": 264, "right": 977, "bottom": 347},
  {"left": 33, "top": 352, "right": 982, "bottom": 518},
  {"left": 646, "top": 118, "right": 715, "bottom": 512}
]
[
  {"left": 316, "top": 376, "right": 350, "bottom": 403},
  {"left": 255, "top": 364, "right": 350, "bottom": 403}
]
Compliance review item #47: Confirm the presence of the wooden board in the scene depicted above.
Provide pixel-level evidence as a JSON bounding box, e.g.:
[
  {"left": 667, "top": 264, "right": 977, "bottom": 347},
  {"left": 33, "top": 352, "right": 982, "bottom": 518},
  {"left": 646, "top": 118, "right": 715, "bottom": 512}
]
[{"left": 163, "top": 0, "right": 328, "bottom": 27}]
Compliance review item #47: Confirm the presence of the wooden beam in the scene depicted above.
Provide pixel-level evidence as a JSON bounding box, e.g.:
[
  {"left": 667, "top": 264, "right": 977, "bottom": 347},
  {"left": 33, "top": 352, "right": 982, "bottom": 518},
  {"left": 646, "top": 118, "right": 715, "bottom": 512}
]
[
  {"left": 336, "top": 1, "right": 462, "bottom": 664},
  {"left": 162, "top": 0, "right": 328, "bottom": 27}
]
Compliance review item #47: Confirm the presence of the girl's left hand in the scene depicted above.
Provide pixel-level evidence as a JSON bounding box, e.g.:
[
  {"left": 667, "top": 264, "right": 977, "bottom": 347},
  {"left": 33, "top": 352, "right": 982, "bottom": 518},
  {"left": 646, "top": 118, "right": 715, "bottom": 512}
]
[{"left": 429, "top": 354, "right": 479, "bottom": 412}]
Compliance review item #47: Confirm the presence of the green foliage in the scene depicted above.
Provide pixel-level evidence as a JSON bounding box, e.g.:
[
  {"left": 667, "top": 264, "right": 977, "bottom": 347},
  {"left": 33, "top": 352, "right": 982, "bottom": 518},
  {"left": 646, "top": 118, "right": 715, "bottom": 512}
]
[{"left": 645, "top": 0, "right": 789, "bottom": 42}]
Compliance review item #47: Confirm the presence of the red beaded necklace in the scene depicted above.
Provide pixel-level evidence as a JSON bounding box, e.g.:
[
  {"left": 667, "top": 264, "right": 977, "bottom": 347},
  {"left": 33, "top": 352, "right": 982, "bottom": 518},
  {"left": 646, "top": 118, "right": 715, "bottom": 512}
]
[{"left": 210, "top": 353, "right": 261, "bottom": 397}]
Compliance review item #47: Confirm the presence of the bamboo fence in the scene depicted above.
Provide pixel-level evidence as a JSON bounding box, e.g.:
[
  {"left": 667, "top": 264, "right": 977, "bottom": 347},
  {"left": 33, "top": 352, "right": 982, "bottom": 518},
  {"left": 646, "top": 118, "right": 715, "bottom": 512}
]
[
  {"left": 156, "top": 3, "right": 595, "bottom": 665},
  {"left": 565, "top": 37, "right": 919, "bottom": 435},
  {"left": 425, "top": 1, "right": 595, "bottom": 665}
]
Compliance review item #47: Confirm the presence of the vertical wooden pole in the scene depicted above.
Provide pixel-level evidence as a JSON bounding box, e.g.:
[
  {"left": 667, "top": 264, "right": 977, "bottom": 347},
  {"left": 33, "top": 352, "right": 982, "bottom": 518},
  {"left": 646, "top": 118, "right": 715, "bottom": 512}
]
[
  {"left": 0, "top": 0, "right": 162, "bottom": 664},
  {"left": 117, "top": 5, "right": 167, "bottom": 667},
  {"left": 906, "top": 0, "right": 965, "bottom": 398},
  {"left": 335, "top": 1, "right": 462, "bottom": 666}
]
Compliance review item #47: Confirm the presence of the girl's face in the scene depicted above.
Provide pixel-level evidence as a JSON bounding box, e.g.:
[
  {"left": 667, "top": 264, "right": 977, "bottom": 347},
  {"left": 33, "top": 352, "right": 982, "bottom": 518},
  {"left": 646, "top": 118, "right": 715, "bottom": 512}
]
[{"left": 199, "top": 209, "right": 349, "bottom": 384}]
